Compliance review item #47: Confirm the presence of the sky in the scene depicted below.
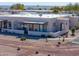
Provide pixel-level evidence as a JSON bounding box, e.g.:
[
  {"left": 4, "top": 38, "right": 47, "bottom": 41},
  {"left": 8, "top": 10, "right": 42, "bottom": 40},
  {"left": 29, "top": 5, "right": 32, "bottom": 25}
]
[{"left": 0, "top": 2, "right": 77, "bottom": 6}]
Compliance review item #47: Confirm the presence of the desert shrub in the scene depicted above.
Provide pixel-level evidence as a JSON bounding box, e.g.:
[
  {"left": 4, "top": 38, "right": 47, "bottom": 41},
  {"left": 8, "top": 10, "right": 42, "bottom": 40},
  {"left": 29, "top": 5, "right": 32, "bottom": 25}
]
[
  {"left": 20, "top": 37, "right": 26, "bottom": 41},
  {"left": 47, "top": 35, "right": 52, "bottom": 38},
  {"left": 71, "top": 28, "right": 75, "bottom": 36},
  {"left": 35, "top": 51, "right": 39, "bottom": 54}
]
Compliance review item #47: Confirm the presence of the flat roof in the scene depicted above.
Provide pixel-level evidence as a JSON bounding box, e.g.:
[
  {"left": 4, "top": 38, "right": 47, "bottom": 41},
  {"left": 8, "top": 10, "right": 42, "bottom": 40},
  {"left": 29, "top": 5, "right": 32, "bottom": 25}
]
[
  {"left": 21, "top": 21, "right": 47, "bottom": 24},
  {"left": 0, "top": 13, "right": 71, "bottom": 18}
]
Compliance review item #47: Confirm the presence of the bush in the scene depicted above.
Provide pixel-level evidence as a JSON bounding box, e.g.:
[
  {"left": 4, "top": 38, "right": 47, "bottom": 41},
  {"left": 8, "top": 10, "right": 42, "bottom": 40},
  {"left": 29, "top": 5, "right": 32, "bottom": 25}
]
[
  {"left": 48, "top": 54, "right": 51, "bottom": 56},
  {"left": 71, "top": 28, "right": 75, "bottom": 36},
  {"left": 35, "top": 51, "right": 39, "bottom": 54},
  {"left": 20, "top": 37, "right": 26, "bottom": 41},
  {"left": 47, "top": 35, "right": 52, "bottom": 38},
  {"left": 17, "top": 47, "right": 21, "bottom": 51},
  {"left": 58, "top": 42, "right": 61, "bottom": 45}
]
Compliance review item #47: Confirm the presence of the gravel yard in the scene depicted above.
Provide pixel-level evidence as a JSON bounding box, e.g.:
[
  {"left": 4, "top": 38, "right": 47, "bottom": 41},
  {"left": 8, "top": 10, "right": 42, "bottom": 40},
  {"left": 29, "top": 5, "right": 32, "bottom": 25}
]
[{"left": 0, "top": 34, "right": 79, "bottom": 56}]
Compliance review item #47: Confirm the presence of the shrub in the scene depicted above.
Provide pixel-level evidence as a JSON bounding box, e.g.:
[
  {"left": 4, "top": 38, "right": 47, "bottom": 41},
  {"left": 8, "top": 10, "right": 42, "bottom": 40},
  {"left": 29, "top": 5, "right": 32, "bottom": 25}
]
[
  {"left": 58, "top": 42, "right": 61, "bottom": 45},
  {"left": 71, "top": 28, "right": 75, "bottom": 36},
  {"left": 20, "top": 37, "right": 26, "bottom": 41},
  {"left": 47, "top": 35, "right": 52, "bottom": 38},
  {"left": 35, "top": 51, "right": 39, "bottom": 54},
  {"left": 48, "top": 54, "right": 51, "bottom": 56},
  {"left": 17, "top": 47, "right": 21, "bottom": 51}
]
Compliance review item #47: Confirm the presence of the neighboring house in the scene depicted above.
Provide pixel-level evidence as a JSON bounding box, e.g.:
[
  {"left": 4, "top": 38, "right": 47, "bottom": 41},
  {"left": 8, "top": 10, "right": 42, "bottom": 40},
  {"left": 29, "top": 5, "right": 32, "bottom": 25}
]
[
  {"left": 0, "top": 12, "right": 70, "bottom": 37},
  {"left": 26, "top": 5, "right": 53, "bottom": 10},
  {"left": 69, "top": 16, "right": 79, "bottom": 29},
  {"left": 62, "top": 11, "right": 79, "bottom": 29}
]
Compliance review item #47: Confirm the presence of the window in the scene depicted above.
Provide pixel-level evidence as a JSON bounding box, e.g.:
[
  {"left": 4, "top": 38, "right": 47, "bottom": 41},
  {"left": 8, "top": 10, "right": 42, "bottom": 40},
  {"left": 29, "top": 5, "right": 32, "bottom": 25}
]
[
  {"left": 33, "top": 24, "right": 39, "bottom": 31},
  {"left": 29, "top": 24, "right": 34, "bottom": 31},
  {"left": 43, "top": 24, "right": 47, "bottom": 32},
  {"left": 8, "top": 22, "right": 11, "bottom": 29}
]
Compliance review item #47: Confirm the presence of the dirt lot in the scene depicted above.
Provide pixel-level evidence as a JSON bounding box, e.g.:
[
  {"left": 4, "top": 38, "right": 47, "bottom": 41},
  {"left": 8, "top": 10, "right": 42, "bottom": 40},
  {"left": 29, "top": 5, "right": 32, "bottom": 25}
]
[{"left": 0, "top": 35, "right": 79, "bottom": 56}]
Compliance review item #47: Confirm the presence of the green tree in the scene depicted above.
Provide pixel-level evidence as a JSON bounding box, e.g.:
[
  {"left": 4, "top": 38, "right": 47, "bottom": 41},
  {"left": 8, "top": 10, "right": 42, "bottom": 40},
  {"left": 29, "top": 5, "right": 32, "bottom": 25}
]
[
  {"left": 64, "top": 3, "right": 73, "bottom": 11},
  {"left": 73, "top": 3, "right": 79, "bottom": 11},
  {"left": 10, "top": 3, "right": 25, "bottom": 10},
  {"left": 63, "top": 3, "right": 79, "bottom": 12},
  {"left": 50, "top": 3, "right": 79, "bottom": 13},
  {"left": 50, "top": 6, "right": 63, "bottom": 14}
]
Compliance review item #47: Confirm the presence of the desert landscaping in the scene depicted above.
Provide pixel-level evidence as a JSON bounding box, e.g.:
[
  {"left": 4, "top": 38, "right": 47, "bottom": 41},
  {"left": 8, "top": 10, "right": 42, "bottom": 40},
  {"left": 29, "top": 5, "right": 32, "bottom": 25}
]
[{"left": 0, "top": 32, "right": 79, "bottom": 56}]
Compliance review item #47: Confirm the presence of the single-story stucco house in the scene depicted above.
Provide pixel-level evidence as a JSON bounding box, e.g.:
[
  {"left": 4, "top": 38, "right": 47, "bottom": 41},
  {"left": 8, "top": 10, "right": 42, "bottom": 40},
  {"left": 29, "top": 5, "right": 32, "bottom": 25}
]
[{"left": 0, "top": 11, "right": 75, "bottom": 37}]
